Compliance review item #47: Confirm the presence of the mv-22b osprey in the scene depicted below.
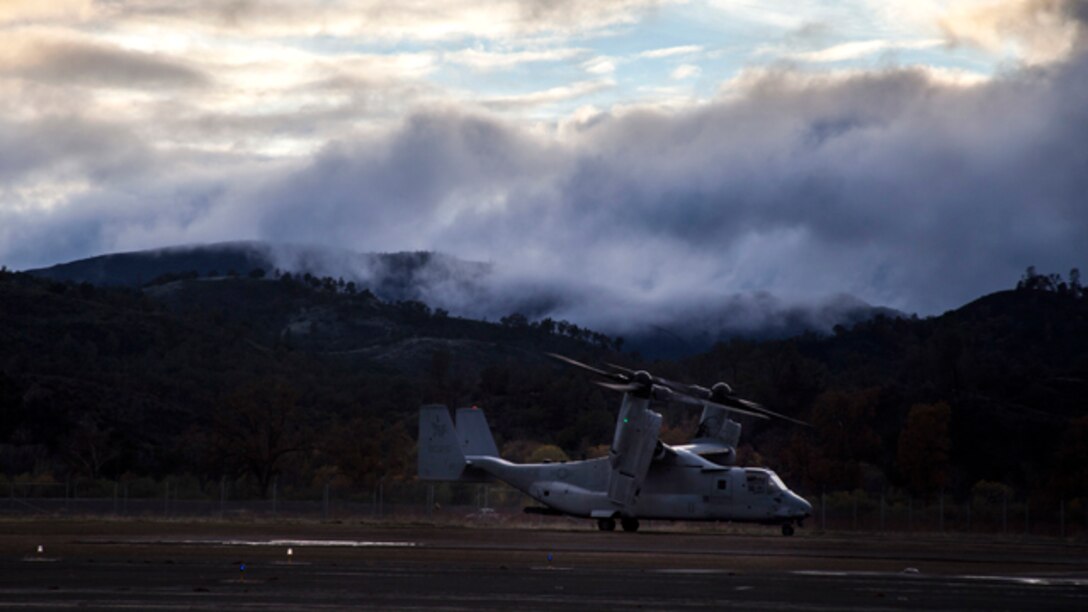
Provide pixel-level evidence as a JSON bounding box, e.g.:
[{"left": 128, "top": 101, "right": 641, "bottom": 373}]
[{"left": 419, "top": 354, "right": 813, "bottom": 535}]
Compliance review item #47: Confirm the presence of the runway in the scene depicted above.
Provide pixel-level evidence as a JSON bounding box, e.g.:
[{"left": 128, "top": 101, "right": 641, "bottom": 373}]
[{"left": 1, "top": 519, "right": 1084, "bottom": 610}]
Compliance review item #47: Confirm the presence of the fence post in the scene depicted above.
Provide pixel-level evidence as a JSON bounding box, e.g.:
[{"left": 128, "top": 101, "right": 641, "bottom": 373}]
[
  {"left": 1060, "top": 499, "right": 1065, "bottom": 538},
  {"left": 908, "top": 497, "right": 913, "bottom": 532},
  {"left": 272, "top": 477, "right": 278, "bottom": 517},
  {"left": 113, "top": 482, "right": 119, "bottom": 515},
  {"left": 880, "top": 494, "right": 885, "bottom": 531},
  {"left": 939, "top": 491, "right": 944, "bottom": 532},
  {"left": 852, "top": 494, "right": 858, "bottom": 530},
  {"left": 163, "top": 481, "right": 169, "bottom": 517},
  {"left": 820, "top": 491, "right": 826, "bottom": 531},
  {"left": 1024, "top": 499, "right": 1030, "bottom": 536},
  {"left": 966, "top": 499, "right": 971, "bottom": 533},
  {"left": 65, "top": 476, "right": 71, "bottom": 513},
  {"left": 1002, "top": 492, "right": 1008, "bottom": 534},
  {"left": 323, "top": 483, "right": 330, "bottom": 520},
  {"left": 379, "top": 480, "right": 384, "bottom": 519},
  {"left": 123, "top": 483, "right": 128, "bottom": 516},
  {"left": 219, "top": 477, "right": 226, "bottom": 518}
]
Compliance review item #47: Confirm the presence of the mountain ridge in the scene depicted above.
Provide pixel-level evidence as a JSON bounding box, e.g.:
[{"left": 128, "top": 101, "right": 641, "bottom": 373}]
[{"left": 24, "top": 241, "right": 902, "bottom": 358}]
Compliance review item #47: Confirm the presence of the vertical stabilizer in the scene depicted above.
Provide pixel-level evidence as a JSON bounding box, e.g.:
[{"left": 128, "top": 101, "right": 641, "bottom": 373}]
[
  {"left": 418, "top": 404, "right": 466, "bottom": 480},
  {"left": 455, "top": 407, "right": 499, "bottom": 457}
]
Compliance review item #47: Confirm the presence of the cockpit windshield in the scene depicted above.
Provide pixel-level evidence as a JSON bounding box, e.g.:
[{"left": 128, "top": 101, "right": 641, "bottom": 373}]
[{"left": 745, "top": 469, "right": 787, "bottom": 495}]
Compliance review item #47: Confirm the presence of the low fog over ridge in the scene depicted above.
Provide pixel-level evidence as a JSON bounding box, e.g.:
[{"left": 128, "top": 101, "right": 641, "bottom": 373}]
[
  {"left": 3, "top": 1, "right": 1087, "bottom": 322},
  {"left": 31, "top": 240, "right": 900, "bottom": 358}
]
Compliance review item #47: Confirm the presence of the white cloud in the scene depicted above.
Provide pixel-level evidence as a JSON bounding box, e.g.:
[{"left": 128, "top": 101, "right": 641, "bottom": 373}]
[
  {"left": 583, "top": 56, "right": 618, "bottom": 75},
  {"left": 638, "top": 44, "right": 703, "bottom": 59},
  {"left": 445, "top": 47, "right": 586, "bottom": 71},
  {"left": 788, "top": 38, "right": 944, "bottom": 63},
  {"left": 940, "top": 0, "right": 1087, "bottom": 63},
  {"left": 482, "top": 79, "right": 615, "bottom": 109},
  {"left": 670, "top": 63, "right": 701, "bottom": 79}
]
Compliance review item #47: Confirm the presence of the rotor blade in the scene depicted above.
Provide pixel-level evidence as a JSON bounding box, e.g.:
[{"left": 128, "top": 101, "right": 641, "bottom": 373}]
[
  {"left": 703, "top": 399, "right": 770, "bottom": 420},
  {"left": 547, "top": 353, "right": 622, "bottom": 380},
  {"left": 594, "top": 381, "right": 645, "bottom": 394},
  {"left": 604, "top": 359, "right": 687, "bottom": 387},
  {"left": 600, "top": 355, "right": 807, "bottom": 425},
  {"left": 662, "top": 391, "right": 705, "bottom": 408},
  {"left": 605, "top": 362, "right": 636, "bottom": 376},
  {"left": 719, "top": 396, "right": 810, "bottom": 426}
]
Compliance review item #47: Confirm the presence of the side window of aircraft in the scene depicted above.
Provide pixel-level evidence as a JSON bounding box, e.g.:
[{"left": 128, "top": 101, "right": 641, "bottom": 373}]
[
  {"left": 745, "top": 471, "right": 769, "bottom": 495},
  {"left": 716, "top": 479, "right": 727, "bottom": 491}
]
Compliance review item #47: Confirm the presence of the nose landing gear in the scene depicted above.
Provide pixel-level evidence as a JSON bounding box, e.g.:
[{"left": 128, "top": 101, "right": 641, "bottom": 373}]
[{"left": 781, "top": 523, "right": 795, "bottom": 536}]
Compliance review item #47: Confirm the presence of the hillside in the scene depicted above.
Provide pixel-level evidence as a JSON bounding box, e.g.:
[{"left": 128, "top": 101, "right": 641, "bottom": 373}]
[
  {"left": 25, "top": 242, "right": 897, "bottom": 359},
  {"left": 0, "top": 269, "right": 616, "bottom": 495},
  {"left": 0, "top": 266, "right": 1084, "bottom": 506}
]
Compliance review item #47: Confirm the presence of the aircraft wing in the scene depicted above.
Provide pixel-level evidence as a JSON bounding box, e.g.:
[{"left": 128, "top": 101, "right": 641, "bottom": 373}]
[{"left": 672, "top": 439, "right": 736, "bottom": 465}]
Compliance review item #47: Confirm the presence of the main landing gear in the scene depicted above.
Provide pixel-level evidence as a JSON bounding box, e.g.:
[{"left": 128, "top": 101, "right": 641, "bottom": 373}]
[
  {"left": 781, "top": 523, "right": 795, "bottom": 536},
  {"left": 597, "top": 517, "right": 640, "bottom": 532}
]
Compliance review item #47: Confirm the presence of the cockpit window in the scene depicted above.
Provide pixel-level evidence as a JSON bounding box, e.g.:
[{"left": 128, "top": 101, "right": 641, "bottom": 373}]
[
  {"left": 769, "top": 472, "right": 787, "bottom": 493},
  {"left": 745, "top": 470, "right": 769, "bottom": 494}
]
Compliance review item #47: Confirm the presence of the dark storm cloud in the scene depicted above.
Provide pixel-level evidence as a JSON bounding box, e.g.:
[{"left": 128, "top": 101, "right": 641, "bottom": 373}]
[
  {"left": 6, "top": 4, "right": 1088, "bottom": 336},
  {"left": 249, "top": 41, "right": 1088, "bottom": 324}
]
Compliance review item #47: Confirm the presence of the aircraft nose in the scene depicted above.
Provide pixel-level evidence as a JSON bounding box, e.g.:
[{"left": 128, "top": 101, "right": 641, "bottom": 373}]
[{"left": 793, "top": 493, "right": 813, "bottom": 517}]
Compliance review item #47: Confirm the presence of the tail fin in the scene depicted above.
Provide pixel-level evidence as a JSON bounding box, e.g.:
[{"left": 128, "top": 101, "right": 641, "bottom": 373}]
[
  {"left": 418, "top": 405, "right": 500, "bottom": 481},
  {"left": 418, "top": 404, "right": 467, "bottom": 480},
  {"left": 455, "top": 407, "right": 498, "bottom": 457}
]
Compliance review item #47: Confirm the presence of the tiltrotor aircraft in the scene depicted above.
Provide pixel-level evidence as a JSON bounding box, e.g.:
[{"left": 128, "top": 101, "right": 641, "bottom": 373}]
[{"left": 418, "top": 354, "right": 813, "bottom": 535}]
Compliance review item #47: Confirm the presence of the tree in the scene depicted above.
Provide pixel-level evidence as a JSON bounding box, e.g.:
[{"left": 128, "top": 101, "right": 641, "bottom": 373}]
[
  {"left": 210, "top": 382, "right": 309, "bottom": 498},
  {"left": 806, "top": 388, "right": 882, "bottom": 489},
  {"left": 328, "top": 416, "right": 413, "bottom": 487},
  {"left": 896, "top": 402, "right": 951, "bottom": 498},
  {"left": 528, "top": 444, "right": 569, "bottom": 463},
  {"left": 500, "top": 312, "right": 528, "bottom": 328},
  {"left": 62, "top": 414, "right": 119, "bottom": 479}
]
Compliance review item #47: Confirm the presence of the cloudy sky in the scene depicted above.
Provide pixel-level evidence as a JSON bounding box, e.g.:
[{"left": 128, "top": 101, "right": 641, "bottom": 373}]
[{"left": 2, "top": 0, "right": 1087, "bottom": 319}]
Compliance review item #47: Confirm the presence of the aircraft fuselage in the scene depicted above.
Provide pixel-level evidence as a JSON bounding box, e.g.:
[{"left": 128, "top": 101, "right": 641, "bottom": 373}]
[{"left": 467, "top": 449, "right": 812, "bottom": 524}]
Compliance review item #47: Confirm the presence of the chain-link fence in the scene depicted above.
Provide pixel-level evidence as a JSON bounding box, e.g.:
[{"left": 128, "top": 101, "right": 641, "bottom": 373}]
[
  {"left": 806, "top": 489, "right": 1084, "bottom": 538},
  {"left": 1, "top": 477, "right": 1083, "bottom": 537}
]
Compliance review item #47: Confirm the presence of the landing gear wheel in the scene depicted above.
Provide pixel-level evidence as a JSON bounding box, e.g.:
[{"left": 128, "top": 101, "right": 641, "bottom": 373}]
[
  {"left": 597, "top": 518, "right": 616, "bottom": 531},
  {"left": 621, "top": 518, "right": 640, "bottom": 533},
  {"left": 782, "top": 523, "right": 795, "bottom": 536}
]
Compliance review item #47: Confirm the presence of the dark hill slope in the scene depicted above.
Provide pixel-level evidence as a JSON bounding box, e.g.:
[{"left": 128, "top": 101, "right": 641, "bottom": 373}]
[
  {"left": 0, "top": 270, "right": 613, "bottom": 485},
  {"left": 681, "top": 287, "right": 1088, "bottom": 497}
]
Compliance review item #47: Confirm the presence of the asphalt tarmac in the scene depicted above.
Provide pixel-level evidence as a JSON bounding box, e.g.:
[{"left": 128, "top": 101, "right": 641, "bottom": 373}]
[{"left": 1, "top": 519, "right": 1085, "bottom": 610}]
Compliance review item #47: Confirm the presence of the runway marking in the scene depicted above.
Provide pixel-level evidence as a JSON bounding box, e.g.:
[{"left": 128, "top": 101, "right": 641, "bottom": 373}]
[
  {"left": 958, "top": 575, "right": 1088, "bottom": 587},
  {"left": 794, "top": 570, "right": 1088, "bottom": 587},
  {"left": 649, "top": 569, "right": 733, "bottom": 575},
  {"left": 97, "top": 538, "right": 417, "bottom": 548}
]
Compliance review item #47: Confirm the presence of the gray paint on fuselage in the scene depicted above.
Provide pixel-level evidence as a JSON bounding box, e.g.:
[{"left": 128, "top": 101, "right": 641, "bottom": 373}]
[{"left": 467, "top": 450, "right": 811, "bottom": 523}]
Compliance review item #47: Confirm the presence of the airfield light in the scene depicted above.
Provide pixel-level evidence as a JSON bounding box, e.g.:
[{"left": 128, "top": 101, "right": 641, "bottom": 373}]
[
  {"left": 623, "top": 418, "right": 629, "bottom": 423},
  {"left": 287, "top": 547, "right": 294, "bottom": 563},
  {"left": 37, "top": 545, "right": 43, "bottom": 554}
]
